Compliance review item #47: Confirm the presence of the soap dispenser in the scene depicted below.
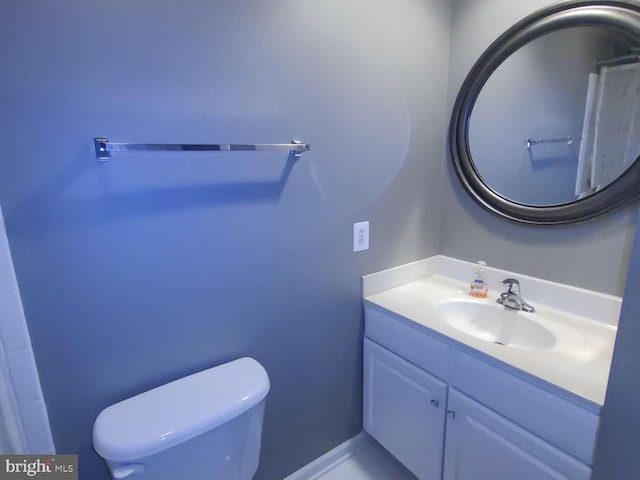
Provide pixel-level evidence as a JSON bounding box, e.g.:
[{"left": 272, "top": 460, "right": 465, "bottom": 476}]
[{"left": 470, "top": 261, "right": 489, "bottom": 298}]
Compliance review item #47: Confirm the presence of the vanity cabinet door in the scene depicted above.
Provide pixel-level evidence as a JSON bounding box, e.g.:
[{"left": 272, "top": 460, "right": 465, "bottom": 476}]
[
  {"left": 363, "top": 339, "right": 447, "bottom": 480},
  {"left": 443, "top": 389, "right": 591, "bottom": 480}
]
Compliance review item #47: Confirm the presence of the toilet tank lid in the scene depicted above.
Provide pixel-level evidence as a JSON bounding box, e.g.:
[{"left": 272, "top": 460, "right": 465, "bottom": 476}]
[{"left": 92, "top": 357, "right": 270, "bottom": 462}]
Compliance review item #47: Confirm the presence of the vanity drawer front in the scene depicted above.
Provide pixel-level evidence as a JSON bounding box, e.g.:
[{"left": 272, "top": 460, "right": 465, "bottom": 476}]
[
  {"left": 365, "top": 307, "right": 449, "bottom": 381},
  {"left": 450, "top": 350, "right": 599, "bottom": 465}
]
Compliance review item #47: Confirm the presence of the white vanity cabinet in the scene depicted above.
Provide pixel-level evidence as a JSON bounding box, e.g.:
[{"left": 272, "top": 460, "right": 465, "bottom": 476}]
[{"left": 363, "top": 307, "right": 598, "bottom": 480}]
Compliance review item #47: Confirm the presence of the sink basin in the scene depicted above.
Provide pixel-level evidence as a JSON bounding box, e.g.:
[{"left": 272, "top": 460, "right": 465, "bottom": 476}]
[{"left": 437, "top": 301, "right": 556, "bottom": 349}]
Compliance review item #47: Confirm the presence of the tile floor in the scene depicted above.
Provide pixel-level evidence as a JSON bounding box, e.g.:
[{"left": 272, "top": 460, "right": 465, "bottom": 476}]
[{"left": 316, "top": 440, "right": 417, "bottom": 480}]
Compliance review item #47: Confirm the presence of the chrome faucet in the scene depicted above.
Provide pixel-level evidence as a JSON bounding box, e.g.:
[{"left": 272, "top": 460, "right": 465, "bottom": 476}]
[{"left": 496, "top": 278, "right": 535, "bottom": 313}]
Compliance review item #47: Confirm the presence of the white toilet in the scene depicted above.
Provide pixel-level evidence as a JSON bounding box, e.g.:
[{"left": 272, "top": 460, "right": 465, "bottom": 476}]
[{"left": 92, "top": 357, "right": 270, "bottom": 479}]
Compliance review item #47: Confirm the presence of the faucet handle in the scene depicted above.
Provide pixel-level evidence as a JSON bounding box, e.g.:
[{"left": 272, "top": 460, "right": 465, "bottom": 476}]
[{"left": 501, "top": 278, "right": 520, "bottom": 294}]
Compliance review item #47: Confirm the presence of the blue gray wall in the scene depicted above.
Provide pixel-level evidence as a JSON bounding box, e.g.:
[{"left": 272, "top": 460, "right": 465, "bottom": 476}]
[
  {"left": 593, "top": 208, "right": 640, "bottom": 478},
  {"left": 442, "top": 0, "right": 638, "bottom": 296},
  {"left": 0, "top": 1, "right": 452, "bottom": 478}
]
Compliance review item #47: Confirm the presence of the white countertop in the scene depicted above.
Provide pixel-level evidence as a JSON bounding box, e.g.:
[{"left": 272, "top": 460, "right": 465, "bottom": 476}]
[{"left": 363, "top": 257, "right": 620, "bottom": 407}]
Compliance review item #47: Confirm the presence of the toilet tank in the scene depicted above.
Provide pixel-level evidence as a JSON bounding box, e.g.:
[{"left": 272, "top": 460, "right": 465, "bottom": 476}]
[{"left": 93, "top": 357, "right": 270, "bottom": 480}]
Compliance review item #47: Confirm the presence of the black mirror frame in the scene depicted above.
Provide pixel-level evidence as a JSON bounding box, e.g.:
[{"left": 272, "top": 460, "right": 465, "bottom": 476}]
[{"left": 449, "top": 0, "right": 640, "bottom": 225}]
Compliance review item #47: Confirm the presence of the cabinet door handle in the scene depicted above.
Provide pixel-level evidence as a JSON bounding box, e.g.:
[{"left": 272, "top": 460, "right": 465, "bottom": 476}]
[
  {"left": 447, "top": 410, "right": 456, "bottom": 419},
  {"left": 430, "top": 399, "right": 439, "bottom": 408}
]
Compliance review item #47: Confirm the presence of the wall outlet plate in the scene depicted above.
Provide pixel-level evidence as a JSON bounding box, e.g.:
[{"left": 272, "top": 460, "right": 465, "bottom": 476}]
[{"left": 354, "top": 221, "right": 370, "bottom": 252}]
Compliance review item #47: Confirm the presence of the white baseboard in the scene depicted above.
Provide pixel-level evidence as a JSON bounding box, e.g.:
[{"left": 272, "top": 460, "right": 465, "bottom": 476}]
[{"left": 284, "top": 432, "right": 374, "bottom": 480}]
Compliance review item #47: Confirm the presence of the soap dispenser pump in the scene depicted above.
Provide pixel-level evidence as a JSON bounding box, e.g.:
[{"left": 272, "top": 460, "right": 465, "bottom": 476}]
[{"left": 470, "top": 261, "right": 489, "bottom": 298}]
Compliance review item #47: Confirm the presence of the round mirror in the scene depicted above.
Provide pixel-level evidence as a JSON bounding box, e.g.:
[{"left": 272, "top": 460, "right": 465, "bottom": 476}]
[{"left": 450, "top": 0, "right": 640, "bottom": 224}]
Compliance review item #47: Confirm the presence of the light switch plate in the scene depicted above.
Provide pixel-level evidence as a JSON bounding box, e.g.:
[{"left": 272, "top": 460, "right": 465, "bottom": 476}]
[{"left": 354, "top": 221, "right": 369, "bottom": 252}]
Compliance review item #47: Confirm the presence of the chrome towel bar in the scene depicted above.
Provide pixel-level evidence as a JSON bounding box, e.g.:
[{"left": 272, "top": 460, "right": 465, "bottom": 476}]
[
  {"left": 525, "top": 136, "right": 573, "bottom": 150},
  {"left": 93, "top": 138, "right": 310, "bottom": 161},
  {"left": 596, "top": 48, "right": 640, "bottom": 67}
]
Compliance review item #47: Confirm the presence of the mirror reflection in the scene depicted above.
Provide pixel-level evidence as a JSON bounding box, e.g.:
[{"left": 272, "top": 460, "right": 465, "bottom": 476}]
[{"left": 469, "top": 27, "right": 640, "bottom": 207}]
